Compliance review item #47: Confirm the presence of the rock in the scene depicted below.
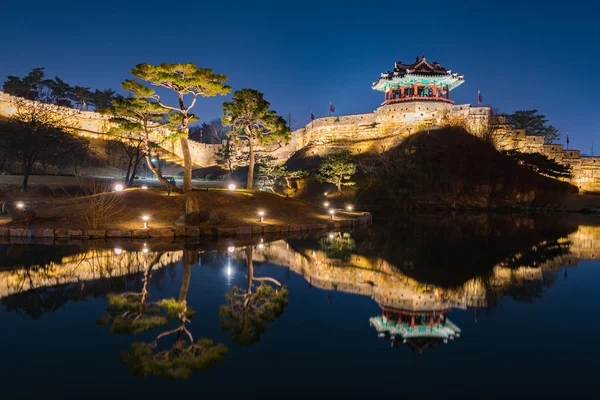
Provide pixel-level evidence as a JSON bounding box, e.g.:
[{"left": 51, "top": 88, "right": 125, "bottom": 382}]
[
  {"left": 174, "top": 227, "right": 187, "bottom": 237},
  {"left": 106, "top": 230, "right": 131, "bottom": 238},
  {"left": 199, "top": 210, "right": 219, "bottom": 225},
  {"left": 235, "top": 226, "right": 253, "bottom": 235},
  {"left": 217, "top": 228, "right": 235, "bottom": 236},
  {"left": 263, "top": 225, "right": 282, "bottom": 233},
  {"left": 175, "top": 212, "right": 201, "bottom": 227},
  {"left": 252, "top": 225, "right": 263, "bottom": 235},
  {"left": 175, "top": 214, "right": 186, "bottom": 227},
  {"left": 0, "top": 228, "right": 9, "bottom": 237},
  {"left": 9, "top": 209, "right": 36, "bottom": 221},
  {"left": 185, "top": 197, "right": 200, "bottom": 214},
  {"left": 148, "top": 228, "right": 175, "bottom": 238}
]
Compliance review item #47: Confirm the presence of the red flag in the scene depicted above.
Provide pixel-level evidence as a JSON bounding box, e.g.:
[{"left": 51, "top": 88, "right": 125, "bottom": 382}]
[
  {"left": 477, "top": 90, "right": 482, "bottom": 106},
  {"left": 329, "top": 103, "right": 335, "bottom": 112}
]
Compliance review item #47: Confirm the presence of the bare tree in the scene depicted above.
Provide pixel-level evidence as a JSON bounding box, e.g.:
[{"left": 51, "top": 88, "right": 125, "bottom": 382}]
[{"left": 64, "top": 179, "right": 126, "bottom": 229}]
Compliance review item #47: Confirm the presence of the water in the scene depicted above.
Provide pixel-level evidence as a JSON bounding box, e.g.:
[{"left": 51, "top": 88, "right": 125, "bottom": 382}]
[{"left": 1, "top": 214, "right": 599, "bottom": 399}]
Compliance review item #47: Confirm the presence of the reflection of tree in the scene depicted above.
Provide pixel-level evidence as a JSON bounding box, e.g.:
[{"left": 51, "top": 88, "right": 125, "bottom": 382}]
[
  {"left": 318, "top": 232, "right": 356, "bottom": 262},
  {"left": 220, "top": 246, "right": 288, "bottom": 345},
  {"left": 96, "top": 253, "right": 169, "bottom": 334},
  {"left": 120, "top": 251, "right": 228, "bottom": 379}
]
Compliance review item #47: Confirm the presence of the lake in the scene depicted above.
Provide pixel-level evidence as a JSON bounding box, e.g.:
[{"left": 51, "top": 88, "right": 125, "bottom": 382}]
[{"left": 1, "top": 213, "right": 599, "bottom": 399}]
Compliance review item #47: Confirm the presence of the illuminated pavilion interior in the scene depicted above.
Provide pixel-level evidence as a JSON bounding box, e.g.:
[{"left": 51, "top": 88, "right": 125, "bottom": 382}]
[{"left": 372, "top": 56, "right": 465, "bottom": 106}]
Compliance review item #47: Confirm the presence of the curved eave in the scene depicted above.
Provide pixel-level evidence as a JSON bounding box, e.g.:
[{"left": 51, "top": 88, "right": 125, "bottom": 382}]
[{"left": 372, "top": 73, "right": 465, "bottom": 92}]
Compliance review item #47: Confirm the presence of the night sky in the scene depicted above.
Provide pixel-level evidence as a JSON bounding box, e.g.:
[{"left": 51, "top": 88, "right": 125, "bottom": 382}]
[{"left": 2, "top": 0, "right": 598, "bottom": 152}]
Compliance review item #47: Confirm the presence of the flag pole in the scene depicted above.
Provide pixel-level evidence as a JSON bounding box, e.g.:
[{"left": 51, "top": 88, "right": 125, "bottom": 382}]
[{"left": 329, "top": 102, "right": 331, "bottom": 117}]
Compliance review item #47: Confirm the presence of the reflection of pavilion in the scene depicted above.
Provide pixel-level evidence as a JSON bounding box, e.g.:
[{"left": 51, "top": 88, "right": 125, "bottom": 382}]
[{"left": 369, "top": 305, "right": 461, "bottom": 354}]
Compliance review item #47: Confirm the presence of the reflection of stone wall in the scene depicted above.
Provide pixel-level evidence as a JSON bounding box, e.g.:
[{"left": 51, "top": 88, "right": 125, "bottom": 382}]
[
  {"left": 256, "top": 225, "right": 600, "bottom": 311},
  {"left": 0, "top": 249, "right": 182, "bottom": 298}
]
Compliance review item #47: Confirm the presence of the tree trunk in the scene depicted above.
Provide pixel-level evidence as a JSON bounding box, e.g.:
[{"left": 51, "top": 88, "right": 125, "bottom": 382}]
[
  {"left": 179, "top": 251, "right": 192, "bottom": 303},
  {"left": 247, "top": 139, "right": 255, "bottom": 189},
  {"left": 124, "top": 161, "right": 132, "bottom": 186},
  {"left": 244, "top": 246, "right": 254, "bottom": 306},
  {"left": 180, "top": 136, "right": 193, "bottom": 193},
  {"left": 142, "top": 132, "right": 173, "bottom": 188},
  {"left": 21, "top": 168, "right": 30, "bottom": 192}
]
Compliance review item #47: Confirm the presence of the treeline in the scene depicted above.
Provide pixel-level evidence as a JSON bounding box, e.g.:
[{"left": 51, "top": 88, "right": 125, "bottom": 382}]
[{"left": 3, "top": 67, "right": 119, "bottom": 113}]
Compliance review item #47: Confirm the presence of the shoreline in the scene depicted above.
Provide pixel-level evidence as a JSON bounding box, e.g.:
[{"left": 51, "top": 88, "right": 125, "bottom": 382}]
[{"left": 0, "top": 212, "right": 373, "bottom": 239}]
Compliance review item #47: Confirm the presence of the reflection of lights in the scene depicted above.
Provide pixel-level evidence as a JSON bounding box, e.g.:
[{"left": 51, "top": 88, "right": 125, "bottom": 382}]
[
  {"left": 141, "top": 185, "right": 148, "bottom": 190},
  {"left": 142, "top": 248, "right": 149, "bottom": 253},
  {"left": 258, "top": 243, "right": 264, "bottom": 249},
  {"left": 346, "top": 204, "right": 353, "bottom": 211},
  {"left": 329, "top": 233, "right": 334, "bottom": 239},
  {"left": 16, "top": 202, "right": 24, "bottom": 209},
  {"left": 228, "top": 183, "right": 236, "bottom": 191},
  {"left": 227, "top": 246, "right": 235, "bottom": 253},
  {"left": 114, "top": 248, "right": 122, "bottom": 255},
  {"left": 114, "top": 184, "right": 124, "bottom": 192},
  {"left": 227, "top": 266, "right": 232, "bottom": 276},
  {"left": 324, "top": 192, "right": 328, "bottom": 196},
  {"left": 323, "top": 201, "right": 329, "bottom": 207}
]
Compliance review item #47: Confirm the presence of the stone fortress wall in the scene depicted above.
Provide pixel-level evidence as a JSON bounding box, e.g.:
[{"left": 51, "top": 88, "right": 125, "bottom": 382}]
[
  {"left": 292, "top": 101, "right": 600, "bottom": 192},
  {"left": 1, "top": 91, "right": 599, "bottom": 191}
]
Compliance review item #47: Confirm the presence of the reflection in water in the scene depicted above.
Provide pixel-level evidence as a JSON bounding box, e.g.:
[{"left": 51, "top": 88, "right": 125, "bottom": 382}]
[
  {"left": 1, "top": 214, "right": 600, "bottom": 378},
  {"left": 220, "top": 246, "right": 289, "bottom": 345}
]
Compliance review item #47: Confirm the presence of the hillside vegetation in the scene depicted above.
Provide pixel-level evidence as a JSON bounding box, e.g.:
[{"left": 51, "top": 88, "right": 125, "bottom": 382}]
[{"left": 358, "top": 126, "right": 576, "bottom": 210}]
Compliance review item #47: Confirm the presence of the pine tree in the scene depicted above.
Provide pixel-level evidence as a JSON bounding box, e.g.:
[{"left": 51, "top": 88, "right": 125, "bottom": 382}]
[
  {"left": 127, "top": 63, "right": 230, "bottom": 193},
  {"left": 222, "top": 89, "right": 290, "bottom": 189}
]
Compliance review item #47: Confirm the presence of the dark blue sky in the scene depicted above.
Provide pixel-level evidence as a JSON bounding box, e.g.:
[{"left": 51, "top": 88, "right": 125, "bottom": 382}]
[{"left": 2, "top": 0, "right": 598, "bottom": 151}]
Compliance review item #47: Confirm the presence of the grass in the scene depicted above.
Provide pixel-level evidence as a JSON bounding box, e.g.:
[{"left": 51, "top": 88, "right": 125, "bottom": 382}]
[{"left": 2, "top": 187, "right": 359, "bottom": 230}]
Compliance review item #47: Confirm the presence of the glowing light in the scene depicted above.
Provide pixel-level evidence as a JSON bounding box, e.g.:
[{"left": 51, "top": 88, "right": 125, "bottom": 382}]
[
  {"left": 142, "top": 215, "right": 149, "bottom": 221},
  {"left": 114, "top": 248, "right": 123, "bottom": 255},
  {"left": 227, "top": 246, "right": 235, "bottom": 253},
  {"left": 329, "top": 233, "right": 334, "bottom": 239},
  {"left": 324, "top": 192, "right": 328, "bottom": 196},
  {"left": 323, "top": 201, "right": 330, "bottom": 207},
  {"left": 142, "top": 248, "right": 149, "bottom": 253},
  {"left": 258, "top": 243, "right": 264, "bottom": 249},
  {"left": 258, "top": 210, "right": 265, "bottom": 223},
  {"left": 346, "top": 204, "right": 354, "bottom": 211},
  {"left": 141, "top": 185, "right": 148, "bottom": 190},
  {"left": 329, "top": 209, "right": 335, "bottom": 220},
  {"left": 16, "top": 202, "right": 24, "bottom": 209},
  {"left": 114, "top": 184, "right": 124, "bottom": 192},
  {"left": 228, "top": 184, "right": 236, "bottom": 191},
  {"left": 227, "top": 266, "right": 232, "bottom": 276}
]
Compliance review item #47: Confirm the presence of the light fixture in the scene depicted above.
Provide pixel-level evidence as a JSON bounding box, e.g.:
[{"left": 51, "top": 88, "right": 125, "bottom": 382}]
[
  {"left": 329, "top": 209, "right": 335, "bottom": 220},
  {"left": 258, "top": 243, "right": 264, "bottom": 249},
  {"left": 114, "top": 184, "right": 124, "bottom": 192},
  {"left": 228, "top": 183, "right": 236, "bottom": 191},
  {"left": 324, "top": 192, "right": 328, "bottom": 196},
  {"left": 141, "top": 185, "right": 148, "bottom": 190},
  {"left": 329, "top": 233, "right": 334, "bottom": 239},
  {"left": 143, "top": 243, "right": 148, "bottom": 253},
  {"left": 258, "top": 210, "right": 265, "bottom": 223},
  {"left": 142, "top": 215, "right": 149, "bottom": 229},
  {"left": 323, "top": 201, "right": 330, "bottom": 207},
  {"left": 114, "top": 248, "right": 123, "bottom": 255},
  {"left": 227, "top": 246, "right": 235, "bottom": 253},
  {"left": 16, "top": 202, "right": 24, "bottom": 209},
  {"left": 346, "top": 204, "right": 354, "bottom": 211}
]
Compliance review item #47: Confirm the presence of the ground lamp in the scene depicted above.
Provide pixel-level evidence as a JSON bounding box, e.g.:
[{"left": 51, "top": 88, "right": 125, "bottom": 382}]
[
  {"left": 141, "top": 185, "right": 148, "bottom": 190},
  {"left": 114, "top": 184, "right": 124, "bottom": 192},
  {"left": 329, "top": 209, "right": 335, "bottom": 220},
  {"left": 114, "top": 248, "right": 123, "bottom": 255},
  {"left": 16, "top": 202, "right": 24, "bottom": 209},
  {"left": 346, "top": 204, "right": 354, "bottom": 211},
  {"left": 228, "top": 184, "right": 236, "bottom": 191},
  {"left": 258, "top": 210, "right": 265, "bottom": 223},
  {"left": 142, "top": 215, "right": 149, "bottom": 229},
  {"left": 323, "top": 201, "right": 330, "bottom": 207}
]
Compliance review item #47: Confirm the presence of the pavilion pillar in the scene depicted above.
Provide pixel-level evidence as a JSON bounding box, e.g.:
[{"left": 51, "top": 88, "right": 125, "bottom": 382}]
[
  {"left": 401, "top": 86, "right": 405, "bottom": 98},
  {"left": 432, "top": 83, "right": 437, "bottom": 98},
  {"left": 429, "top": 315, "right": 434, "bottom": 329},
  {"left": 413, "top": 83, "right": 418, "bottom": 98},
  {"left": 410, "top": 315, "right": 415, "bottom": 329},
  {"left": 446, "top": 86, "right": 450, "bottom": 100},
  {"left": 442, "top": 313, "right": 447, "bottom": 326}
]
